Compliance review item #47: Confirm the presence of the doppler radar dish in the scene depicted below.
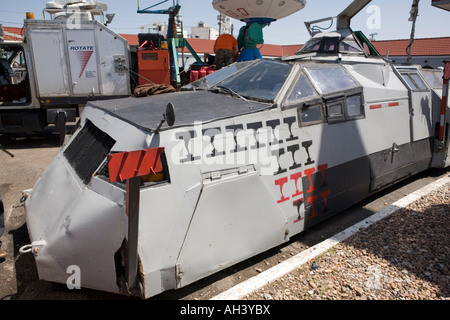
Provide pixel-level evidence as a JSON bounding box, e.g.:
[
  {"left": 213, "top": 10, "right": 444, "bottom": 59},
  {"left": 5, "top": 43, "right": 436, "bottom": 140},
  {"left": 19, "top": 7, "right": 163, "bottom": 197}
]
[
  {"left": 212, "top": 0, "right": 306, "bottom": 22},
  {"left": 212, "top": 0, "right": 307, "bottom": 62}
]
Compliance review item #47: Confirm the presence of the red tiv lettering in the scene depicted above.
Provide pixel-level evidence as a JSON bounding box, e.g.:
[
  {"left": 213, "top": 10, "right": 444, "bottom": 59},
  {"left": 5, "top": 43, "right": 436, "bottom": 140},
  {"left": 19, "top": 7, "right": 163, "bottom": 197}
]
[
  {"left": 320, "top": 189, "right": 331, "bottom": 212},
  {"left": 293, "top": 198, "right": 304, "bottom": 223},
  {"left": 307, "top": 194, "right": 319, "bottom": 220},
  {"left": 304, "top": 168, "right": 316, "bottom": 193},
  {"left": 317, "top": 164, "right": 328, "bottom": 187},
  {"left": 290, "top": 171, "right": 303, "bottom": 198},
  {"left": 275, "top": 177, "right": 290, "bottom": 204}
]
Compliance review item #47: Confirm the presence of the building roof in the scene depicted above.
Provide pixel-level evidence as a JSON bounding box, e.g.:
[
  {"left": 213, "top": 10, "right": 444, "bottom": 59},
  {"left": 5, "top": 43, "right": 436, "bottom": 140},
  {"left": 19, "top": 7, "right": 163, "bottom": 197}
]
[
  {"left": 120, "top": 34, "right": 302, "bottom": 57},
  {"left": 0, "top": 26, "right": 25, "bottom": 41},
  {"left": 119, "top": 33, "right": 139, "bottom": 46},
  {"left": 120, "top": 35, "right": 450, "bottom": 58},
  {"left": 372, "top": 37, "right": 450, "bottom": 57},
  {"left": 2, "top": 25, "right": 449, "bottom": 58}
]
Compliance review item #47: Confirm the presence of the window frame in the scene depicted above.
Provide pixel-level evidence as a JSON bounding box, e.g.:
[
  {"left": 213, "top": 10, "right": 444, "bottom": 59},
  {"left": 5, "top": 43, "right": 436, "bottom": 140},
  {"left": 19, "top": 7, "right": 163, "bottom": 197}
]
[
  {"left": 323, "top": 87, "right": 365, "bottom": 124},
  {"left": 283, "top": 64, "right": 365, "bottom": 127},
  {"left": 420, "top": 69, "right": 443, "bottom": 89},
  {"left": 324, "top": 94, "right": 346, "bottom": 124},
  {"left": 303, "top": 65, "right": 360, "bottom": 95},
  {"left": 297, "top": 97, "right": 325, "bottom": 127},
  {"left": 396, "top": 68, "right": 430, "bottom": 92},
  {"left": 283, "top": 72, "right": 320, "bottom": 109}
]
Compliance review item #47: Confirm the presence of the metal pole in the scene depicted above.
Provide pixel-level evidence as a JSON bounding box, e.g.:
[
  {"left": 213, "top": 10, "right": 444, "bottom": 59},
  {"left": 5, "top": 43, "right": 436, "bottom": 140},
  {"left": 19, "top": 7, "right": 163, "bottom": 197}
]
[
  {"left": 407, "top": 0, "right": 420, "bottom": 65},
  {"left": 439, "top": 61, "right": 450, "bottom": 142},
  {"left": 0, "top": 144, "right": 14, "bottom": 158},
  {"left": 125, "top": 176, "right": 141, "bottom": 292}
]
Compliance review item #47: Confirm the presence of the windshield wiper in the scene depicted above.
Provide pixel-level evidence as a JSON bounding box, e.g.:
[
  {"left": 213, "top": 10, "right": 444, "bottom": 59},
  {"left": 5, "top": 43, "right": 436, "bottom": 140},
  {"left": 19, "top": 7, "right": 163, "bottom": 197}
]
[{"left": 211, "top": 85, "right": 249, "bottom": 102}]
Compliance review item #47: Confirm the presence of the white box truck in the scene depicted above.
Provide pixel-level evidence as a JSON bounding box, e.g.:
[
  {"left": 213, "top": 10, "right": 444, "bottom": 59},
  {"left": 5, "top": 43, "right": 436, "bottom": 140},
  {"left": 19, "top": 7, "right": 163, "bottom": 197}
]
[{"left": 0, "top": 13, "right": 130, "bottom": 144}]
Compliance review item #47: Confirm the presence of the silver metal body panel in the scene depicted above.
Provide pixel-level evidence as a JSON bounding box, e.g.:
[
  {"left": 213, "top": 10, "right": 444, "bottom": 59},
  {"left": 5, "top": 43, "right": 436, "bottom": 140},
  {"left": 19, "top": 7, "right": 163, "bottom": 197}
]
[{"left": 25, "top": 152, "right": 128, "bottom": 293}]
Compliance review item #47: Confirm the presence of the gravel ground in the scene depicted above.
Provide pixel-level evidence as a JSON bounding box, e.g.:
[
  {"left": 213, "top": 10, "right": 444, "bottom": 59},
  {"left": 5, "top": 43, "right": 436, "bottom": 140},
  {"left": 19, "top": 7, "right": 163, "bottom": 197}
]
[{"left": 245, "top": 182, "right": 450, "bottom": 300}]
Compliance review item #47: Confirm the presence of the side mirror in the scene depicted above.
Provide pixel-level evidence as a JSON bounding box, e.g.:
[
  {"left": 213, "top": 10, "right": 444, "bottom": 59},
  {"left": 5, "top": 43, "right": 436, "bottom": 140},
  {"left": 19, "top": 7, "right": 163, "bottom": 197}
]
[
  {"left": 105, "top": 13, "right": 115, "bottom": 26},
  {"left": 165, "top": 103, "right": 175, "bottom": 127},
  {"left": 155, "top": 103, "right": 176, "bottom": 133}
]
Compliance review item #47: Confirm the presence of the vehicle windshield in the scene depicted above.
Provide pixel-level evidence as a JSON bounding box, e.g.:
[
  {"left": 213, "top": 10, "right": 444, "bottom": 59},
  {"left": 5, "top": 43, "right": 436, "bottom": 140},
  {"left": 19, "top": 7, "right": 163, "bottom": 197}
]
[
  {"left": 211, "top": 60, "right": 293, "bottom": 102},
  {"left": 184, "top": 60, "right": 257, "bottom": 90}
]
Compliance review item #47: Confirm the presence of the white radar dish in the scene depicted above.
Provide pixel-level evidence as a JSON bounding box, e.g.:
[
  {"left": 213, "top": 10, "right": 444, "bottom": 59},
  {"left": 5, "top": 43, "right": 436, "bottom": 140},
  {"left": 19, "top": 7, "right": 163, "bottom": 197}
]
[
  {"left": 46, "top": 0, "right": 108, "bottom": 11},
  {"left": 212, "top": 0, "right": 306, "bottom": 22}
]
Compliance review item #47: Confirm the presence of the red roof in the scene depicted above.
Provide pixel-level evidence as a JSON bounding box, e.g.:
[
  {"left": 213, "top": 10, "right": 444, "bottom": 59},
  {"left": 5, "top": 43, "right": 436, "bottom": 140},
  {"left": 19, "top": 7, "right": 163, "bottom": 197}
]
[
  {"left": 120, "top": 35, "right": 450, "bottom": 58},
  {"left": 120, "top": 34, "right": 302, "bottom": 57},
  {"left": 282, "top": 44, "right": 303, "bottom": 56},
  {"left": 1, "top": 26, "right": 25, "bottom": 41},
  {"left": 2, "top": 25, "right": 449, "bottom": 58},
  {"left": 181, "top": 38, "right": 215, "bottom": 54},
  {"left": 372, "top": 37, "right": 450, "bottom": 57},
  {"left": 119, "top": 33, "right": 139, "bottom": 46},
  {"left": 258, "top": 43, "right": 302, "bottom": 57}
]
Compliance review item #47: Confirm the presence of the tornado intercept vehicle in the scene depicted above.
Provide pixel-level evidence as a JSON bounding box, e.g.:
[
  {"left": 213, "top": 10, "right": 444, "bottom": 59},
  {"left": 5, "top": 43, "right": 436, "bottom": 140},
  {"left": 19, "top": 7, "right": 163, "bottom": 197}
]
[{"left": 22, "top": 1, "right": 449, "bottom": 299}]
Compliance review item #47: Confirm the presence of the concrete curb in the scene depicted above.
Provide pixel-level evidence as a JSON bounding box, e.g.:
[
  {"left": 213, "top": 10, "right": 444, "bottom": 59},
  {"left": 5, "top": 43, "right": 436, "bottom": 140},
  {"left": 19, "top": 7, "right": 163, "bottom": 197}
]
[{"left": 210, "top": 174, "right": 450, "bottom": 300}]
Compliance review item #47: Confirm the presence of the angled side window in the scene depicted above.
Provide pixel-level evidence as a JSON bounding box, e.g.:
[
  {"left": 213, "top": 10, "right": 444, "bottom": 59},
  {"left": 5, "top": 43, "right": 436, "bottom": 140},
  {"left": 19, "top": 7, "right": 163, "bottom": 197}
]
[
  {"left": 397, "top": 68, "right": 429, "bottom": 92},
  {"left": 286, "top": 65, "right": 364, "bottom": 126},
  {"left": 283, "top": 72, "right": 323, "bottom": 127},
  {"left": 305, "top": 66, "right": 359, "bottom": 94},
  {"left": 285, "top": 73, "right": 318, "bottom": 106},
  {"left": 421, "top": 69, "right": 443, "bottom": 89},
  {"left": 340, "top": 40, "right": 363, "bottom": 54}
]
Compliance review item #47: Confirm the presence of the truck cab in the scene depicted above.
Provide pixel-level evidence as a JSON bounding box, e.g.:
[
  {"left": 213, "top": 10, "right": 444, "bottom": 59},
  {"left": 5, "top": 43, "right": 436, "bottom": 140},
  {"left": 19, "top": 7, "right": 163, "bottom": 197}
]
[{"left": 0, "top": 43, "right": 41, "bottom": 132}]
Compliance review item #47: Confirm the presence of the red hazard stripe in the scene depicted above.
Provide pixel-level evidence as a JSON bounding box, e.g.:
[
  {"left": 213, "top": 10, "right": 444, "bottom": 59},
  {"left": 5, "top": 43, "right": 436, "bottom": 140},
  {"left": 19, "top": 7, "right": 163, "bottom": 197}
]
[{"left": 370, "top": 102, "right": 399, "bottom": 110}]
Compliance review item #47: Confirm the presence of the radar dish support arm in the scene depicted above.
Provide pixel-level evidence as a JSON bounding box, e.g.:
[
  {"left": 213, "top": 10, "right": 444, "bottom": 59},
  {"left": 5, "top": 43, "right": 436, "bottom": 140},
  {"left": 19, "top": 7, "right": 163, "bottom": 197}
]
[
  {"left": 304, "top": 16, "right": 334, "bottom": 36},
  {"left": 336, "top": 0, "right": 372, "bottom": 29}
]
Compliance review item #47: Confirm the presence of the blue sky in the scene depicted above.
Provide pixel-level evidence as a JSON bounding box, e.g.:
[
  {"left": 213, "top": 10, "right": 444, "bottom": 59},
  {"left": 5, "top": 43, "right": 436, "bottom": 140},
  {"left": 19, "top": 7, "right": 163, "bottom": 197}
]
[{"left": 0, "top": 0, "right": 448, "bottom": 45}]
